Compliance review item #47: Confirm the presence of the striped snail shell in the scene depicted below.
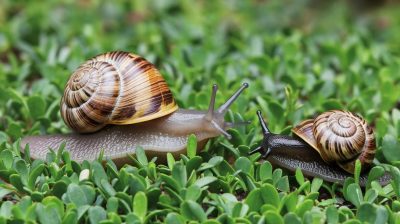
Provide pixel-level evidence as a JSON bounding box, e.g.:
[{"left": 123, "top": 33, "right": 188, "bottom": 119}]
[
  {"left": 60, "top": 51, "right": 178, "bottom": 133},
  {"left": 292, "top": 110, "right": 376, "bottom": 173}
]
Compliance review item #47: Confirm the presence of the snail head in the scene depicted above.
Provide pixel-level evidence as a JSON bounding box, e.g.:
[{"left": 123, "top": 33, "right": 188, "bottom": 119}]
[
  {"left": 249, "top": 110, "right": 274, "bottom": 157},
  {"left": 203, "top": 83, "right": 249, "bottom": 139}
]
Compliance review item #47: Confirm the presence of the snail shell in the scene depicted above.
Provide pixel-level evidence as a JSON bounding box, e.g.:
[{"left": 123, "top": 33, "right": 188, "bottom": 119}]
[
  {"left": 61, "top": 51, "right": 178, "bottom": 133},
  {"left": 292, "top": 110, "right": 376, "bottom": 173}
]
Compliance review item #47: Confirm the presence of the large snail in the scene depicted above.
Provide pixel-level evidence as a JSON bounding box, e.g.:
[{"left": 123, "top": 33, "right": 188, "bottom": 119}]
[
  {"left": 250, "top": 110, "right": 391, "bottom": 186},
  {"left": 21, "top": 51, "right": 248, "bottom": 166}
]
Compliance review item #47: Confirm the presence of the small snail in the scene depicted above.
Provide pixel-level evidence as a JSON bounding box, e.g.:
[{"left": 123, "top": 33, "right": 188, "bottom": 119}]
[
  {"left": 250, "top": 110, "right": 391, "bottom": 186},
  {"left": 21, "top": 51, "right": 248, "bottom": 166}
]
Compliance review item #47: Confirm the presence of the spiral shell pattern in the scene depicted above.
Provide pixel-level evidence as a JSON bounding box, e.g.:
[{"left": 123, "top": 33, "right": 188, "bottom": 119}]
[
  {"left": 293, "top": 110, "right": 375, "bottom": 173},
  {"left": 61, "top": 51, "right": 178, "bottom": 133}
]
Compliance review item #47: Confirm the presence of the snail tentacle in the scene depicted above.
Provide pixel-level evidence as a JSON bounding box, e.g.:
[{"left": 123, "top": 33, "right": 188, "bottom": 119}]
[
  {"left": 205, "top": 84, "right": 218, "bottom": 121},
  {"left": 204, "top": 83, "right": 249, "bottom": 139},
  {"left": 257, "top": 110, "right": 271, "bottom": 135},
  {"left": 217, "top": 83, "right": 249, "bottom": 114}
]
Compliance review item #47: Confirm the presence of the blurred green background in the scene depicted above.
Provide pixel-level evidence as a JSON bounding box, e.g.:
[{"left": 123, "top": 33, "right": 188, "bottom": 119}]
[{"left": 2, "top": 0, "right": 400, "bottom": 223}]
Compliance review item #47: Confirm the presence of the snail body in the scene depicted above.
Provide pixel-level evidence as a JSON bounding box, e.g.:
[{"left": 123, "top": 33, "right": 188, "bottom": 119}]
[
  {"left": 21, "top": 51, "right": 248, "bottom": 166},
  {"left": 250, "top": 110, "right": 390, "bottom": 186}
]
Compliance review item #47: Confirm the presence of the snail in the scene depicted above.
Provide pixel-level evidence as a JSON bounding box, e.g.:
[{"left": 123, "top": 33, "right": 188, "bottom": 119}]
[
  {"left": 21, "top": 51, "right": 248, "bottom": 166},
  {"left": 250, "top": 110, "right": 391, "bottom": 186}
]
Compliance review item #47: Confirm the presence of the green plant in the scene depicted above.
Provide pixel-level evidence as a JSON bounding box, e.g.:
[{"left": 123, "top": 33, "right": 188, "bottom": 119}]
[{"left": 1, "top": 0, "right": 400, "bottom": 223}]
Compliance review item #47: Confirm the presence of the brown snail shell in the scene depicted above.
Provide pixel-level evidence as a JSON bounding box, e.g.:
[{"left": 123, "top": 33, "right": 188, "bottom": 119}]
[
  {"left": 60, "top": 51, "right": 178, "bottom": 133},
  {"left": 292, "top": 110, "right": 376, "bottom": 174}
]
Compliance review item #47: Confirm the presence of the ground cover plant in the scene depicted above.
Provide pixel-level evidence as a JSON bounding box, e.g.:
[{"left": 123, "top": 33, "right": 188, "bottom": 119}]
[{"left": 1, "top": 0, "right": 400, "bottom": 223}]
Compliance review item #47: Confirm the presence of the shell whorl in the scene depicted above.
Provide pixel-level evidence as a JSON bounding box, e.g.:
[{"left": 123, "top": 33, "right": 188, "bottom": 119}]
[
  {"left": 293, "top": 110, "right": 376, "bottom": 173},
  {"left": 61, "top": 51, "right": 178, "bottom": 133}
]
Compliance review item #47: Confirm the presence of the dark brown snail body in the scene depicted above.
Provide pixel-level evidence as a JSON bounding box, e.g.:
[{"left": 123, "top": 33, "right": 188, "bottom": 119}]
[
  {"left": 21, "top": 51, "right": 248, "bottom": 166},
  {"left": 250, "top": 111, "right": 391, "bottom": 186}
]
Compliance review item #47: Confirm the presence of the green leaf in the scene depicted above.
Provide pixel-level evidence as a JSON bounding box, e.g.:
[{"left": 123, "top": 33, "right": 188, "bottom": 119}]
[
  {"left": 228, "top": 129, "right": 245, "bottom": 147},
  {"left": 367, "top": 166, "right": 385, "bottom": 186},
  {"left": 264, "top": 210, "right": 284, "bottom": 224},
  {"left": 0, "top": 201, "right": 13, "bottom": 219},
  {"left": 14, "top": 159, "right": 29, "bottom": 185},
  {"left": 295, "top": 199, "right": 313, "bottom": 217},
  {"left": 0, "top": 187, "right": 12, "bottom": 200},
  {"left": 62, "top": 209, "right": 78, "bottom": 224},
  {"left": 382, "top": 134, "right": 400, "bottom": 162},
  {"left": 27, "top": 95, "right": 47, "bottom": 120},
  {"left": 0, "top": 131, "right": 8, "bottom": 143},
  {"left": 354, "top": 159, "right": 361, "bottom": 184},
  {"left": 9, "top": 174, "right": 24, "bottom": 192},
  {"left": 160, "top": 174, "right": 180, "bottom": 192},
  {"left": 52, "top": 181, "right": 68, "bottom": 198},
  {"left": 65, "top": 184, "right": 89, "bottom": 207},
  {"left": 106, "top": 197, "right": 119, "bottom": 213},
  {"left": 232, "top": 203, "right": 249, "bottom": 218},
  {"left": 310, "top": 178, "right": 323, "bottom": 193},
  {"left": 172, "top": 163, "right": 187, "bottom": 189},
  {"left": 185, "top": 185, "right": 201, "bottom": 201},
  {"left": 135, "top": 146, "right": 148, "bottom": 166},
  {"left": 133, "top": 192, "right": 147, "bottom": 220},
  {"left": 167, "top": 153, "right": 175, "bottom": 170},
  {"left": 28, "top": 163, "right": 45, "bottom": 190},
  {"left": 91, "top": 161, "right": 108, "bottom": 187},
  {"left": 6, "top": 88, "right": 29, "bottom": 118},
  {"left": 186, "top": 156, "right": 203, "bottom": 174},
  {"left": 284, "top": 192, "right": 298, "bottom": 212},
  {"left": 356, "top": 204, "right": 388, "bottom": 224},
  {"left": 364, "top": 189, "right": 378, "bottom": 203},
  {"left": 7, "top": 122, "right": 22, "bottom": 139},
  {"left": 88, "top": 206, "right": 107, "bottom": 224},
  {"left": 36, "top": 203, "right": 62, "bottom": 224},
  {"left": 100, "top": 179, "right": 116, "bottom": 197},
  {"left": 194, "top": 176, "right": 217, "bottom": 188},
  {"left": 126, "top": 213, "right": 141, "bottom": 224},
  {"left": 259, "top": 161, "right": 273, "bottom": 181},
  {"left": 276, "top": 176, "right": 290, "bottom": 192},
  {"left": 326, "top": 206, "right": 339, "bottom": 224},
  {"left": 234, "top": 157, "right": 252, "bottom": 174},
  {"left": 165, "top": 213, "right": 186, "bottom": 224},
  {"left": 187, "top": 134, "right": 197, "bottom": 159},
  {"left": 295, "top": 168, "right": 304, "bottom": 185},
  {"left": 260, "top": 184, "right": 280, "bottom": 209},
  {"left": 127, "top": 173, "right": 146, "bottom": 195},
  {"left": 0, "top": 150, "right": 13, "bottom": 169},
  {"left": 180, "top": 200, "right": 206, "bottom": 222},
  {"left": 345, "top": 183, "right": 363, "bottom": 208},
  {"left": 284, "top": 213, "right": 301, "bottom": 224},
  {"left": 42, "top": 196, "right": 64, "bottom": 218}
]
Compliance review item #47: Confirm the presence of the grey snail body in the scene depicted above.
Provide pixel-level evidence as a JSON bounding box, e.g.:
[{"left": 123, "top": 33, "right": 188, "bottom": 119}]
[
  {"left": 21, "top": 51, "right": 248, "bottom": 166},
  {"left": 251, "top": 111, "right": 391, "bottom": 186}
]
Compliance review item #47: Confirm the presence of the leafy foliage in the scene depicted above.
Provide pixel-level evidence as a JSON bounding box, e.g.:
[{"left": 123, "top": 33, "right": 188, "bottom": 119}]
[{"left": 1, "top": 0, "right": 400, "bottom": 223}]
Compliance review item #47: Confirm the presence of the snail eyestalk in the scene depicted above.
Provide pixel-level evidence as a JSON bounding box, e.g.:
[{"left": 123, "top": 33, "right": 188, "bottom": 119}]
[
  {"left": 249, "top": 111, "right": 272, "bottom": 158},
  {"left": 257, "top": 110, "right": 271, "bottom": 135},
  {"left": 204, "top": 83, "right": 249, "bottom": 139},
  {"left": 205, "top": 84, "right": 218, "bottom": 121},
  {"left": 217, "top": 83, "right": 249, "bottom": 114}
]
